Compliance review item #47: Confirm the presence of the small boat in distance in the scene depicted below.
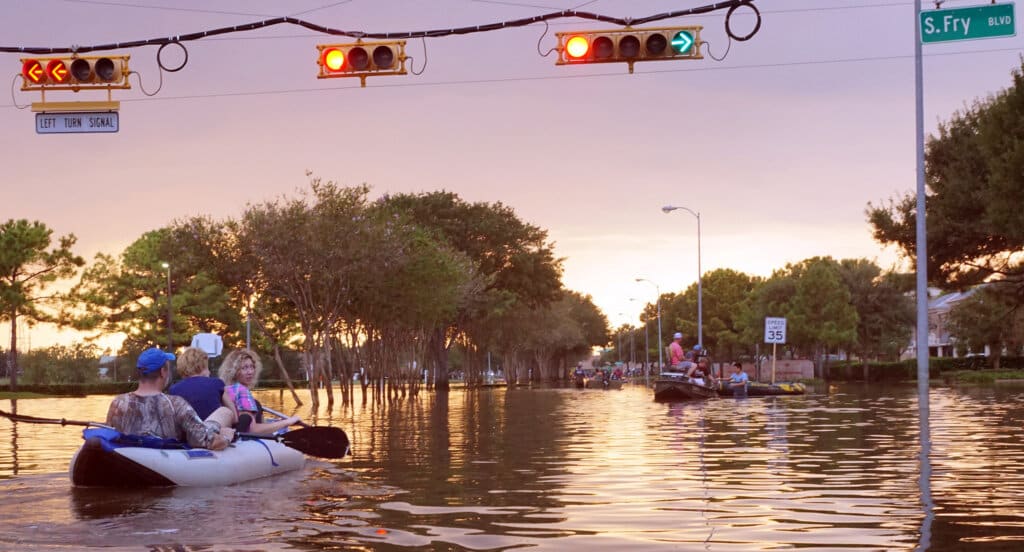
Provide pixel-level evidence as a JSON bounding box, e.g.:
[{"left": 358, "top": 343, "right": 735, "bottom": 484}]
[{"left": 584, "top": 377, "right": 623, "bottom": 390}]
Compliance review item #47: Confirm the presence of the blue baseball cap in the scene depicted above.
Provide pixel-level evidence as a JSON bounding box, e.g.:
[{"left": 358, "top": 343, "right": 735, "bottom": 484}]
[{"left": 137, "top": 348, "right": 175, "bottom": 374}]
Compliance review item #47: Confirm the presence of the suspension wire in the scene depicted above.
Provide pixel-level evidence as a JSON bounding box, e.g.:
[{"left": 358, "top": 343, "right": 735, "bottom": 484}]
[{"left": 0, "top": 0, "right": 759, "bottom": 54}]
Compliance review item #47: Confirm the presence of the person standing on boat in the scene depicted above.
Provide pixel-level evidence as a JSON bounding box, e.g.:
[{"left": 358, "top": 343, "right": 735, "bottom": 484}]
[
  {"left": 727, "top": 362, "right": 749, "bottom": 398},
  {"left": 169, "top": 347, "right": 238, "bottom": 426},
  {"left": 106, "top": 347, "right": 235, "bottom": 450},
  {"left": 219, "top": 349, "right": 302, "bottom": 434}
]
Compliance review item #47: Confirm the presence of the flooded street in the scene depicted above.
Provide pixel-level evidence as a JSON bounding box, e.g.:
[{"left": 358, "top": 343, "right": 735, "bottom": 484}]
[{"left": 2, "top": 383, "right": 1023, "bottom": 550}]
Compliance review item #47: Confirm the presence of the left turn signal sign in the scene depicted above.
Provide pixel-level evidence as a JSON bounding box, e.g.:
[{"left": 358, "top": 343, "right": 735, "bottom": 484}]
[{"left": 22, "top": 59, "right": 44, "bottom": 84}]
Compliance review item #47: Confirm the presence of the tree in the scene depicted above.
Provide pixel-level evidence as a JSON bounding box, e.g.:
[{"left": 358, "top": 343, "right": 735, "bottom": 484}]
[
  {"left": 947, "top": 286, "right": 1023, "bottom": 369},
  {"left": 379, "top": 191, "right": 564, "bottom": 388},
  {"left": 738, "top": 257, "right": 858, "bottom": 376},
  {"left": 868, "top": 61, "right": 1024, "bottom": 296},
  {"left": 836, "top": 259, "right": 914, "bottom": 366},
  {"left": 69, "top": 228, "right": 236, "bottom": 353},
  {"left": 0, "top": 219, "right": 84, "bottom": 390},
  {"left": 787, "top": 257, "right": 858, "bottom": 375}
]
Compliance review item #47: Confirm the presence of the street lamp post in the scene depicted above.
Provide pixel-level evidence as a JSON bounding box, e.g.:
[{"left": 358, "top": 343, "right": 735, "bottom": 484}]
[
  {"left": 630, "top": 297, "right": 651, "bottom": 379},
  {"left": 636, "top": 278, "right": 662, "bottom": 382},
  {"left": 662, "top": 205, "right": 703, "bottom": 349},
  {"left": 161, "top": 262, "right": 172, "bottom": 352},
  {"left": 616, "top": 313, "right": 624, "bottom": 363}
]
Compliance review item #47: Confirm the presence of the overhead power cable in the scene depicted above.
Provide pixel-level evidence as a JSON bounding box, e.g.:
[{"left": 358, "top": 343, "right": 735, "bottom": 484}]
[{"left": 0, "top": 0, "right": 757, "bottom": 54}]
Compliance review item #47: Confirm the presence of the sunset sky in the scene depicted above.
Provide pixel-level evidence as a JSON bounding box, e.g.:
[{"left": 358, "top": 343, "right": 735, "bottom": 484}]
[{"left": 3, "top": 0, "right": 1022, "bottom": 351}]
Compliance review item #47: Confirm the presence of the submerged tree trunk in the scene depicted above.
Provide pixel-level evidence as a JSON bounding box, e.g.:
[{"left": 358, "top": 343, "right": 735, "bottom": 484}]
[
  {"left": 8, "top": 311, "right": 17, "bottom": 392},
  {"left": 272, "top": 344, "right": 302, "bottom": 406},
  {"left": 432, "top": 328, "right": 450, "bottom": 391}
]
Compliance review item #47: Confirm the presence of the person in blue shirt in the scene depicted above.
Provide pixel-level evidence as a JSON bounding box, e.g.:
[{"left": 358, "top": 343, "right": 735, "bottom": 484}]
[
  {"left": 169, "top": 347, "right": 237, "bottom": 428},
  {"left": 727, "top": 361, "right": 749, "bottom": 398}
]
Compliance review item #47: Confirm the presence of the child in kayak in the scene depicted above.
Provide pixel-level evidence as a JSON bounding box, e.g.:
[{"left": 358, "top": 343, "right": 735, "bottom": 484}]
[{"left": 169, "top": 347, "right": 238, "bottom": 427}]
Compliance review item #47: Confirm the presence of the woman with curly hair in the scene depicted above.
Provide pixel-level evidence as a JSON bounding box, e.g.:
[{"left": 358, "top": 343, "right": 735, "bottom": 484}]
[{"left": 219, "top": 349, "right": 302, "bottom": 434}]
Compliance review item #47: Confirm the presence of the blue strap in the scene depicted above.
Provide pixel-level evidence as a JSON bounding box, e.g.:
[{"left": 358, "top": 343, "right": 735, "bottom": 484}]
[{"left": 251, "top": 437, "right": 280, "bottom": 467}]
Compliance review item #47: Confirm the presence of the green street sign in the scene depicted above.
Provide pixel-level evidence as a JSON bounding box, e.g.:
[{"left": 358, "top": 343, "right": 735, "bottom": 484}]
[{"left": 920, "top": 3, "right": 1016, "bottom": 43}]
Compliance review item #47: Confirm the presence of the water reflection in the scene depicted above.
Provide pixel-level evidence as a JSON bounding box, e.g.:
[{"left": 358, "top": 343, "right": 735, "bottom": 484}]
[{"left": 0, "top": 384, "right": 1023, "bottom": 550}]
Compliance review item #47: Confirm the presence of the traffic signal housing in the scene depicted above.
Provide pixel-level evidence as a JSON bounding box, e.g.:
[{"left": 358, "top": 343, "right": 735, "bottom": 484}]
[
  {"left": 20, "top": 55, "right": 130, "bottom": 91},
  {"left": 556, "top": 26, "right": 703, "bottom": 72},
  {"left": 317, "top": 41, "right": 407, "bottom": 87}
]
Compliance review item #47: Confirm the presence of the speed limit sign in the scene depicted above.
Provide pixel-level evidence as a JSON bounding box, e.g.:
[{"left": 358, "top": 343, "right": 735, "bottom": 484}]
[{"left": 764, "top": 317, "right": 787, "bottom": 344}]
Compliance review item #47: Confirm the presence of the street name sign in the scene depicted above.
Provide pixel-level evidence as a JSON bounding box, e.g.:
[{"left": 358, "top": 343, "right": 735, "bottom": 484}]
[
  {"left": 920, "top": 3, "right": 1016, "bottom": 43},
  {"left": 36, "top": 111, "right": 119, "bottom": 134},
  {"left": 764, "top": 317, "right": 787, "bottom": 344}
]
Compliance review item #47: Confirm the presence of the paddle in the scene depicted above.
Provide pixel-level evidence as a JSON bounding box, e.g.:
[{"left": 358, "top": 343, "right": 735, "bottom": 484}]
[
  {"left": 0, "top": 408, "right": 112, "bottom": 429},
  {"left": 258, "top": 405, "right": 351, "bottom": 459},
  {"left": 239, "top": 426, "right": 349, "bottom": 459},
  {"left": 1, "top": 406, "right": 350, "bottom": 459}
]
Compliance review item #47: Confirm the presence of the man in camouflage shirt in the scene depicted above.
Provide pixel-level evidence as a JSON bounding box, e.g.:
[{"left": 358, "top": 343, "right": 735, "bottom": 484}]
[{"left": 106, "top": 348, "right": 235, "bottom": 450}]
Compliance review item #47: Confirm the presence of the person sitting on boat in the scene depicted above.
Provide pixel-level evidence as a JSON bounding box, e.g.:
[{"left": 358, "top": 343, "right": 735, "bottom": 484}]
[
  {"left": 727, "top": 361, "right": 749, "bottom": 398},
  {"left": 219, "top": 349, "right": 302, "bottom": 434},
  {"left": 612, "top": 366, "right": 624, "bottom": 380},
  {"left": 686, "top": 356, "right": 712, "bottom": 387},
  {"left": 169, "top": 346, "right": 238, "bottom": 427},
  {"left": 106, "top": 347, "right": 235, "bottom": 450},
  {"left": 669, "top": 332, "right": 691, "bottom": 374}
]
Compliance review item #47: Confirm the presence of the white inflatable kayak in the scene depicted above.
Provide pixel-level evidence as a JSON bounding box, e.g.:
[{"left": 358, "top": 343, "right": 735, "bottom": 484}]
[{"left": 70, "top": 427, "right": 305, "bottom": 487}]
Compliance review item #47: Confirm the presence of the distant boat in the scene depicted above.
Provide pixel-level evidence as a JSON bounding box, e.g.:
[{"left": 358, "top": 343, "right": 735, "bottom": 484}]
[
  {"left": 653, "top": 373, "right": 716, "bottom": 401},
  {"left": 584, "top": 378, "right": 623, "bottom": 390}
]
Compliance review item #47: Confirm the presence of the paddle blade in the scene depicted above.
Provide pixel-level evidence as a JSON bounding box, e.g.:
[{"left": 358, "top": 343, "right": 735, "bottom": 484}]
[{"left": 280, "top": 426, "right": 350, "bottom": 459}]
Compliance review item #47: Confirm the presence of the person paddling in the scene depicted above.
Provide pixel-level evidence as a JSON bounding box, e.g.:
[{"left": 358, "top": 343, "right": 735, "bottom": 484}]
[{"left": 106, "top": 347, "right": 235, "bottom": 450}]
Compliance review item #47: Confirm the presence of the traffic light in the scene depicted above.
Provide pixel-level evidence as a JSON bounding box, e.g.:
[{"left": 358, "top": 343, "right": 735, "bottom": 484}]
[
  {"left": 556, "top": 26, "right": 703, "bottom": 72},
  {"left": 317, "top": 41, "right": 407, "bottom": 87},
  {"left": 20, "top": 55, "right": 130, "bottom": 91}
]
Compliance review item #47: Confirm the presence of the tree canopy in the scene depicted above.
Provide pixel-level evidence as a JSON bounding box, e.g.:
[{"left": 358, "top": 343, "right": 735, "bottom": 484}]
[
  {"left": 0, "top": 219, "right": 83, "bottom": 390},
  {"left": 868, "top": 60, "right": 1024, "bottom": 294}
]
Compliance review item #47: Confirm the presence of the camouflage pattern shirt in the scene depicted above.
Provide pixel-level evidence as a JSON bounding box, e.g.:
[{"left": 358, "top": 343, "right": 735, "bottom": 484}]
[{"left": 106, "top": 392, "right": 221, "bottom": 449}]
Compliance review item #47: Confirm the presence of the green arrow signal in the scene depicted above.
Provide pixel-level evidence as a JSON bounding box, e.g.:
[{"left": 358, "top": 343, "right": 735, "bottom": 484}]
[{"left": 670, "top": 30, "right": 694, "bottom": 54}]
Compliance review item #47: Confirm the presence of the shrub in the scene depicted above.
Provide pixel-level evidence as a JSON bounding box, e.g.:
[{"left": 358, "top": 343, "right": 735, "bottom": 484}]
[{"left": 20, "top": 343, "right": 103, "bottom": 385}]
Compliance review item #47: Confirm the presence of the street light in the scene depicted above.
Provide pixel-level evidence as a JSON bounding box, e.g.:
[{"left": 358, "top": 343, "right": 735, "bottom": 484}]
[
  {"left": 662, "top": 205, "right": 703, "bottom": 349},
  {"left": 161, "top": 262, "right": 172, "bottom": 352},
  {"left": 641, "top": 312, "right": 649, "bottom": 381},
  {"left": 636, "top": 278, "right": 662, "bottom": 381},
  {"left": 616, "top": 313, "right": 624, "bottom": 363},
  {"left": 630, "top": 298, "right": 651, "bottom": 379}
]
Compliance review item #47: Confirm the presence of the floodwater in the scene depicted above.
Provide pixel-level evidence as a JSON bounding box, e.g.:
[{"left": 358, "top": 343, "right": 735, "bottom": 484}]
[{"left": 1, "top": 382, "right": 1023, "bottom": 551}]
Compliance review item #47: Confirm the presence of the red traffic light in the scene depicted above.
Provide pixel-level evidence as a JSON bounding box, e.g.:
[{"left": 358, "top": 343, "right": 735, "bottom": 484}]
[
  {"left": 565, "top": 36, "right": 589, "bottom": 59},
  {"left": 322, "top": 48, "right": 345, "bottom": 72},
  {"left": 46, "top": 59, "right": 69, "bottom": 83},
  {"left": 22, "top": 59, "right": 44, "bottom": 83}
]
